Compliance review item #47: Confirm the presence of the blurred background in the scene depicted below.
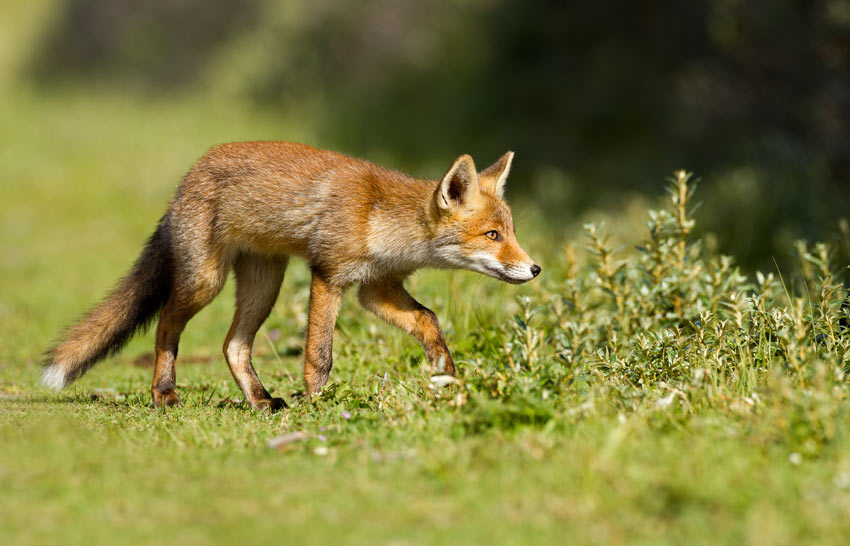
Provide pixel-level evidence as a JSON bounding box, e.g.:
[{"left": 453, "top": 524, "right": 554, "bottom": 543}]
[{"left": 2, "top": 0, "right": 849, "bottom": 271}]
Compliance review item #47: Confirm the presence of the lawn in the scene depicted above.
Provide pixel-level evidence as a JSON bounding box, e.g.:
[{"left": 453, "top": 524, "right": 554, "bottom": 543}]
[{"left": 2, "top": 18, "right": 850, "bottom": 546}]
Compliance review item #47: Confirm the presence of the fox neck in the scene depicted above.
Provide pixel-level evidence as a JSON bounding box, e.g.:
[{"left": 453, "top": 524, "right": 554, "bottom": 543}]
[{"left": 365, "top": 181, "right": 447, "bottom": 274}]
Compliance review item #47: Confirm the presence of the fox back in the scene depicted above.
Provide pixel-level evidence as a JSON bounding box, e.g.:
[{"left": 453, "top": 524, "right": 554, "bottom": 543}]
[{"left": 184, "top": 142, "right": 537, "bottom": 285}]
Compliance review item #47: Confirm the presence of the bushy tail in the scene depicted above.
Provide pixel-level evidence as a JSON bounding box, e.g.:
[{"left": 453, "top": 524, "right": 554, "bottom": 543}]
[{"left": 42, "top": 217, "right": 173, "bottom": 390}]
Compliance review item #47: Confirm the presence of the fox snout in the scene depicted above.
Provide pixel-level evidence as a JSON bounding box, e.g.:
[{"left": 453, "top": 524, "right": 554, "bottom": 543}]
[
  {"left": 498, "top": 238, "right": 540, "bottom": 284},
  {"left": 466, "top": 248, "right": 540, "bottom": 284}
]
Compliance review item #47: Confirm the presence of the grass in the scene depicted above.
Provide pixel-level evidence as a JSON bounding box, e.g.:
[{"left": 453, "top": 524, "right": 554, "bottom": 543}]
[{"left": 3, "top": 17, "right": 850, "bottom": 545}]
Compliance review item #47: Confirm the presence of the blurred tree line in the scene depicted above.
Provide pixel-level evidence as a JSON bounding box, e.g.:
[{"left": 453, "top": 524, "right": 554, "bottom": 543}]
[{"left": 28, "top": 0, "right": 850, "bottom": 267}]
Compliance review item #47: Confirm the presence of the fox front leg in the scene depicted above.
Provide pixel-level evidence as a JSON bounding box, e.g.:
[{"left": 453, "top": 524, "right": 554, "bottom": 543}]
[
  {"left": 358, "top": 280, "right": 455, "bottom": 376},
  {"left": 303, "top": 271, "right": 344, "bottom": 394}
]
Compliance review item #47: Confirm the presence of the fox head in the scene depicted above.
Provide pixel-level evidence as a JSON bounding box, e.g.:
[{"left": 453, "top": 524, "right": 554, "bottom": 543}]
[{"left": 431, "top": 152, "right": 540, "bottom": 284}]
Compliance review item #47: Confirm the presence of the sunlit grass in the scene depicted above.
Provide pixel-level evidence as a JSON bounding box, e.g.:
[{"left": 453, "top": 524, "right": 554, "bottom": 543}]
[{"left": 2, "top": 84, "right": 850, "bottom": 546}]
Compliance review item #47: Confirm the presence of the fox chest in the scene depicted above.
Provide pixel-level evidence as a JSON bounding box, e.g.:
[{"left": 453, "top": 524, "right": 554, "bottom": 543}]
[{"left": 327, "top": 244, "right": 429, "bottom": 285}]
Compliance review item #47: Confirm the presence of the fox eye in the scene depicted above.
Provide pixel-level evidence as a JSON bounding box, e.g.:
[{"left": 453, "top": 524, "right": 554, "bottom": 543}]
[{"left": 485, "top": 230, "right": 501, "bottom": 241}]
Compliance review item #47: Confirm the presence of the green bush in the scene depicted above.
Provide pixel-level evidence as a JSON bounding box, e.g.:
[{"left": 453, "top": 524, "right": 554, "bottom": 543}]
[{"left": 458, "top": 172, "right": 849, "bottom": 451}]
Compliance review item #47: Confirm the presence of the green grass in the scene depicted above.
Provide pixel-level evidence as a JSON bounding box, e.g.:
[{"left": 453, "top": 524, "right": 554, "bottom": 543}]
[{"left": 3, "top": 16, "right": 850, "bottom": 545}]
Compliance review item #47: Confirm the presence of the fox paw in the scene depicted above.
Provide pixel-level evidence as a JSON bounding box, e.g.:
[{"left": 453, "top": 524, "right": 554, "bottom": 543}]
[
  {"left": 252, "top": 397, "right": 287, "bottom": 413},
  {"left": 152, "top": 389, "right": 180, "bottom": 408},
  {"left": 432, "top": 355, "right": 456, "bottom": 376}
]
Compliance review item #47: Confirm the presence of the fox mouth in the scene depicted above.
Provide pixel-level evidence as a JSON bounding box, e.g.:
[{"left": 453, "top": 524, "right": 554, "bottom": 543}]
[
  {"left": 497, "top": 272, "right": 530, "bottom": 284},
  {"left": 483, "top": 265, "right": 533, "bottom": 284}
]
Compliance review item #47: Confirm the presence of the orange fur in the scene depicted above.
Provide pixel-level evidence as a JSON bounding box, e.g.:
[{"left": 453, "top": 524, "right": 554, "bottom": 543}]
[{"left": 43, "top": 142, "right": 540, "bottom": 409}]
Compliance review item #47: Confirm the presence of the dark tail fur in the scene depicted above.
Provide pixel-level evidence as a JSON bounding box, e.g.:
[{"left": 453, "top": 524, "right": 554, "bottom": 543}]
[{"left": 42, "top": 217, "right": 173, "bottom": 389}]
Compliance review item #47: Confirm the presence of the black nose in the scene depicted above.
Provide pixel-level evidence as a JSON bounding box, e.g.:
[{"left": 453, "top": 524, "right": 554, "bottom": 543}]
[{"left": 530, "top": 264, "right": 541, "bottom": 277}]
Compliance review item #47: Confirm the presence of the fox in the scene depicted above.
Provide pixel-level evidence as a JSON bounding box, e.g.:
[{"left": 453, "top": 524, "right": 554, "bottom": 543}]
[{"left": 42, "top": 142, "right": 540, "bottom": 410}]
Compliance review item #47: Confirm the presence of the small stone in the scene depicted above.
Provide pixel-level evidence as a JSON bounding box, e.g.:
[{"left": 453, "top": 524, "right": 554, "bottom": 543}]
[{"left": 267, "top": 431, "right": 309, "bottom": 450}]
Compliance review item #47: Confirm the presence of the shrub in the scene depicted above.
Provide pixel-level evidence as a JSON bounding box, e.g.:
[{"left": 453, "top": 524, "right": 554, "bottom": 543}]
[{"left": 460, "top": 172, "right": 849, "bottom": 437}]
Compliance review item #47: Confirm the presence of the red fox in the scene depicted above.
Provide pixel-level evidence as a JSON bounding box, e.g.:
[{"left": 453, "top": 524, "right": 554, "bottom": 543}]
[{"left": 43, "top": 142, "right": 540, "bottom": 410}]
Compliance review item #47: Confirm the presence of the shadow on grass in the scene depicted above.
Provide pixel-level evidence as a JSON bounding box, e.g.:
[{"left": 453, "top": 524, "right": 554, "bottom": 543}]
[{"left": 3, "top": 391, "right": 266, "bottom": 412}]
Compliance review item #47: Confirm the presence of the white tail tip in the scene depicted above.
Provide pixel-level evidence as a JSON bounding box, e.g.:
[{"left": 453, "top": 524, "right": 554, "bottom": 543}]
[{"left": 42, "top": 365, "right": 68, "bottom": 390}]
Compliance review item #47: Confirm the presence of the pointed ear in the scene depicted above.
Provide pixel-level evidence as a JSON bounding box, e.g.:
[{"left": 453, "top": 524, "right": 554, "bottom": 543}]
[
  {"left": 436, "top": 154, "right": 479, "bottom": 212},
  {"left": 478, "top": 151, "right": 514, "bottom": 198}
]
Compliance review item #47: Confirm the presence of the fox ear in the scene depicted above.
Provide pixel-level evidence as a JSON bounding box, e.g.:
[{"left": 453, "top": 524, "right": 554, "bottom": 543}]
[
  {"left": 436, "top": 154, "right": 479, "bottom": 212},
  {"left": 478, "top": 151, "right": 514, "bottom": 199}
]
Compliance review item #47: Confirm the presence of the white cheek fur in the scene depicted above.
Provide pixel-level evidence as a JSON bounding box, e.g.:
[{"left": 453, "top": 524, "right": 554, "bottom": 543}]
[{"left": 467, "top": 250, "right": 505, "bottom": 272}]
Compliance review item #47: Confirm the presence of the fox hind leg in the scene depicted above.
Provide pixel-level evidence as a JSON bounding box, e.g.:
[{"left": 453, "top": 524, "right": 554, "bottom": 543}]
[
  {"left": 151, "top": 251, "right": 230, "bottom": 408},
  {"left": 151, "top": 302, "right": 196, "bottom": 407},
  {"left": 224, "top": 253, "right": 288, "bottom": 411}
]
